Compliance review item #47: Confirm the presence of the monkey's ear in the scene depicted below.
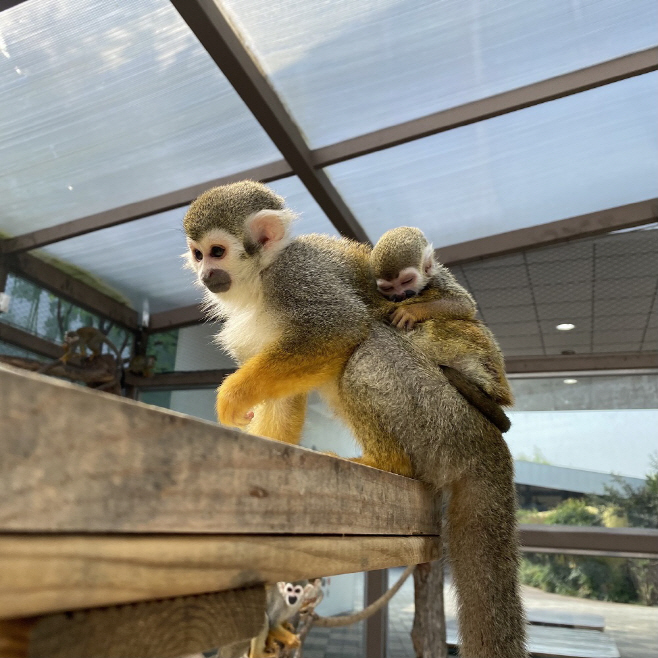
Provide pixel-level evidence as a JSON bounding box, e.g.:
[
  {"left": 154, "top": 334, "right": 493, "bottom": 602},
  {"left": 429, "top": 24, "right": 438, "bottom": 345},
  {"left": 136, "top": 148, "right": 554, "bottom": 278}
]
[
  {"left": 246, "top": 210, "right": 291, "bottom": 250},
  {"left": 422, "top": 244, "right": 435, "bottom": 275}
]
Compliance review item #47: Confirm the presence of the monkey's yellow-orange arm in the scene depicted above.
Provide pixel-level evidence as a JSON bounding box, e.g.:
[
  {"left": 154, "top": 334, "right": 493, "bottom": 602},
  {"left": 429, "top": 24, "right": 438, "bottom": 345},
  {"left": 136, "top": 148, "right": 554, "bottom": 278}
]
[{"left": 216, "top": 343, "right": 353, "bottom": 429}]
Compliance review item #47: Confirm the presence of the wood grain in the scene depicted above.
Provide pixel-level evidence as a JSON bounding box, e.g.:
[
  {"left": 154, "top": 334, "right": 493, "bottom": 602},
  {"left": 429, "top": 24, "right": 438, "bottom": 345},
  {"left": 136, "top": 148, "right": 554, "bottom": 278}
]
[
  {"left": 28, "top": 587, "right": 265, "bottom": 658},
  {"left": 0, "top": 534, "right": 440, "bottom": 619},
  {"left": 0, "top": 364, "right": 440, "bottom": 535}
]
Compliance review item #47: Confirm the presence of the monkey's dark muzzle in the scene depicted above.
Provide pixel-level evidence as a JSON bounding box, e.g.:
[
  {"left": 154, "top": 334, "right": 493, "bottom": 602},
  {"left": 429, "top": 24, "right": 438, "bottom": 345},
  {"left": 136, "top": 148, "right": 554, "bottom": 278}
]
[
  {"left": 389, "top": 290, "right": 417, "bottom": 303},
  {"left": 202, "top": 268, "right": 231, "bottom": 293}
]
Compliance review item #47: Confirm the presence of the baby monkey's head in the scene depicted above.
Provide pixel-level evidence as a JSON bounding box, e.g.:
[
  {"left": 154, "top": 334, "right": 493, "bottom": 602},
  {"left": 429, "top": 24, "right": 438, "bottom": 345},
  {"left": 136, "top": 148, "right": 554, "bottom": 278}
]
[{"left": 370, "top": 226, "right": 436, "bottom": 302}]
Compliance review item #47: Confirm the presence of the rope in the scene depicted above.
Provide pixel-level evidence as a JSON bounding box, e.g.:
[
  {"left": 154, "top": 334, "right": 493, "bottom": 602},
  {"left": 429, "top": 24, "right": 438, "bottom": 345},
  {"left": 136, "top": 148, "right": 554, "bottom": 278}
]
[{"left": 313, "top": 564, "right": 415, "bottom": 628}]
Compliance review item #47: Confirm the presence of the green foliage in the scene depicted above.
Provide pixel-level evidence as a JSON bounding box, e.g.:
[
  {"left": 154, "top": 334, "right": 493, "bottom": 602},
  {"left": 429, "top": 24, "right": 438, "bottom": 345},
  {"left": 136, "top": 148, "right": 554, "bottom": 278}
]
[
  {"left": 597, "top": 457, "right": 658, "bottom": 530},
  {"left": 147, "top": 330, "right": 179, "bottom": 373},
  {"left": 544, "top": 498, "right": 602, "bottom": 527},
  {"left": 515, "top": 447, "right": 551, "bottom": 464},
  {"left": 519, "top": 495, "right": 653, "bottom": 604},
  {"left": 521, "top": 553, "right": 636, "bottom": 603}
]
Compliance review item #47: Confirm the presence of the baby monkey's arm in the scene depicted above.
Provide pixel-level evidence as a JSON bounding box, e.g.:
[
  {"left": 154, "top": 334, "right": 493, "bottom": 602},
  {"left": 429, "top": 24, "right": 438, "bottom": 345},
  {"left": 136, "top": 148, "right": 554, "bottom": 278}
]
[{"left": 390, "top": 288, "right": 477, "bottom": 330}]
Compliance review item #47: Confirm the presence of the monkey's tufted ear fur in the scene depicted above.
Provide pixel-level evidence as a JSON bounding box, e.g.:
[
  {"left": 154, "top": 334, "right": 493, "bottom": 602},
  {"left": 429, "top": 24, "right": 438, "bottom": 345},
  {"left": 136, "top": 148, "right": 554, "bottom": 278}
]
[
  {"left": 246, "top": 209, "right": 293, "bottom": 251},
  {"left": 422, "top": 243, "right": 436, "bottom": 276}
]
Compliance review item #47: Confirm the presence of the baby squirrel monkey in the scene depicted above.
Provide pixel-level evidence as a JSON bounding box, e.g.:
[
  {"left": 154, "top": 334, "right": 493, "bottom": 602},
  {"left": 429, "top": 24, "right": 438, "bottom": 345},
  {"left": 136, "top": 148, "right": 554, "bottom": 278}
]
[{"left": 371, "top": 227, "right": 514, "bottom": 424}]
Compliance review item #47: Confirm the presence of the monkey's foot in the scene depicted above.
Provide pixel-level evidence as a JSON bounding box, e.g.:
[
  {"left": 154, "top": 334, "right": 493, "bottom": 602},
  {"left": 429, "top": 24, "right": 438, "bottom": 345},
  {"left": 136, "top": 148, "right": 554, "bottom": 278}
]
[{"left": 350, "top": 455, "right": 414, "bottom": 477}]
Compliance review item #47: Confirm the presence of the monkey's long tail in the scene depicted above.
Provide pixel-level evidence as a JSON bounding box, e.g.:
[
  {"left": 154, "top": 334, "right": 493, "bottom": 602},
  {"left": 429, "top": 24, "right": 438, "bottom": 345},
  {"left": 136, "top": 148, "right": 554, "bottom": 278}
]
[
  {"left": 447, "top": 458, "right": 528, "bottom": 658},
  {"left": 440, "top": 366, "right": 511, "bottom": 433}
]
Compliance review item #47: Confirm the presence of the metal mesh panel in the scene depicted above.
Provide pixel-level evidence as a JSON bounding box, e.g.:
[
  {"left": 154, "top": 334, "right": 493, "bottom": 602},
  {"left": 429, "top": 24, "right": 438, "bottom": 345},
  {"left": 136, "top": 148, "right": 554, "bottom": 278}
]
[
  {"left": 0, "top": 340, "right": 48, "bottom": 362},
  {"left": 0, "top": 273, "right": 132, "bottom": 359}
]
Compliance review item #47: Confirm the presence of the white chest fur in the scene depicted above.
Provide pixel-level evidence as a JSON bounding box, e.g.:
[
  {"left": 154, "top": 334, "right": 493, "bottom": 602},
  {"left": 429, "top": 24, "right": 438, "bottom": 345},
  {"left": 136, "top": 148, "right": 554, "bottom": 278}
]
[{"left": 217, "top": 298, "right": 282, "bottom": 364}]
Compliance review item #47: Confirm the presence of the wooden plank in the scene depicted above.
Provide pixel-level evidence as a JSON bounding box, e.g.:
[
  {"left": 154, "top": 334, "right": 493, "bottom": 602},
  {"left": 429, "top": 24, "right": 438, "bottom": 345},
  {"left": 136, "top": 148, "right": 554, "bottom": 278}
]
[
  {"left": 527, "top": 610, "right": 605, "bottom": 632},
  {"left": 28, "top": 587, "right": 265, "bottom": 658},
  {"left": 0, "top": 364, "right": 441, "bottom": 535},
  {"left": 0, "top": 534, "right": 440, "bottom": 619},
  {"left": 446, "top": 621, "right": 620, "bottom": 658}
]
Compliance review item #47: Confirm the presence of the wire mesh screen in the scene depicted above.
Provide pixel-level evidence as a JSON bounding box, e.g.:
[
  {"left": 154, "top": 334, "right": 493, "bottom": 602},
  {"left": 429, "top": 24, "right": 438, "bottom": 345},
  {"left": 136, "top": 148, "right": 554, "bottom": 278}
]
[
  {"left": 1, "top": 273, "right": 133, "bottom": 359},
  {"left": 0, "top": 339, "right": 48, "bottom": 362}
]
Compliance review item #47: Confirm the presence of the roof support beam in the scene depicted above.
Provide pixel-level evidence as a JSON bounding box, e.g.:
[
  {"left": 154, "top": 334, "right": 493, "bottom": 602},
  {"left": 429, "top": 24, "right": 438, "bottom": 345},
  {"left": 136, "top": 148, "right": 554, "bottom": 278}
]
[
  {"left": 0, "top": 161, "right": 292, "bottom": 255},
  {"left": 148, "top": 305, "right": 206, "bottom": 332},
  {"left": 2, "top": 254, "right": 139, "bottom": 330},
  {"left": 440, "top": 198, "right": 658, "bottom": 266},
  {"left": 506, "top": 352, "right": 658, "bottom": 376},
  {"left": 169, "top": 0, "right": 368, "bottom": 243},
  {"left": 315, "top": 47, "right": 658, "bottom": 166}
]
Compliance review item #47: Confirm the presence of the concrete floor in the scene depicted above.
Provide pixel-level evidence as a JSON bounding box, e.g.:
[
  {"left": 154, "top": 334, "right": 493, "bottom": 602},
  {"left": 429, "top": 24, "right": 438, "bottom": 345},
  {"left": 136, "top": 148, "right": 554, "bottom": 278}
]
[{"left": 303, "top": 567, "right": 658, "bottom": 658}]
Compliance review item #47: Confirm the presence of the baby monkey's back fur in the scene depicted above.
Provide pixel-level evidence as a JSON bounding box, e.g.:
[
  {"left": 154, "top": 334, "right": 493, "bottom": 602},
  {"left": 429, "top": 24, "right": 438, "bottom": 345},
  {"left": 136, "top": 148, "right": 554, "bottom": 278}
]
[
  {"left": 182, "top": 182, "right": 527, "bottom": 658},
  {"left": 371, "top": 226, "right": 514, "bottom": 408}
]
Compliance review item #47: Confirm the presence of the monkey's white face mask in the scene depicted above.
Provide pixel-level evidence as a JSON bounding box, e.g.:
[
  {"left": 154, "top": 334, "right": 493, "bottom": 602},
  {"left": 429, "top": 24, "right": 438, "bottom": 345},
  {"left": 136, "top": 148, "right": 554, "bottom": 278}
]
[{"left": 184, "top": 209, "right": 294, "bottom": 303}]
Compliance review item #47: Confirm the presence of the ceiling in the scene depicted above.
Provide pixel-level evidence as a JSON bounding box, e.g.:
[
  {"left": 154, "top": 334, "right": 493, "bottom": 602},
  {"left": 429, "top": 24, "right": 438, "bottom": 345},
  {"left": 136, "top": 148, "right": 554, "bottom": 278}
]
[{"left": 1, "top": 0, "right": 657, "bottom": 362}]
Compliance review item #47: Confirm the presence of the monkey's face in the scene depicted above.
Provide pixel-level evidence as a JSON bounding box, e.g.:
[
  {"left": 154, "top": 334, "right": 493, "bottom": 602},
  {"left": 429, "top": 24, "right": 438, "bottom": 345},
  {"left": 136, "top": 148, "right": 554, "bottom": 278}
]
[
  {"left": 186, "top": 229, "right": 238, "bottom": 294},
  {"left": 377, "top": 265, "right": 425, "bottom": 302},
  {"left": 184, "top": 209, "right": 293, "bottom": 302},
  {"left": 278, "top": 582, "right": 305, "bottom": 606}
]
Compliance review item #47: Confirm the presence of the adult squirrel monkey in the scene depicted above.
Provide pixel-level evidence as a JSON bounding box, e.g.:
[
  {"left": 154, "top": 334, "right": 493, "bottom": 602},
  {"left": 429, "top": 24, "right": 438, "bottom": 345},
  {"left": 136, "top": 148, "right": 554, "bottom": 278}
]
[
  {"left": 371, "top": 226, "right": 514, "bottom": 431},
  {"left": 183, "top": 181, "right": 527, "bottom": 658},
  {"left": 60, "top": 326, "right": 120, "bottom": 364}
]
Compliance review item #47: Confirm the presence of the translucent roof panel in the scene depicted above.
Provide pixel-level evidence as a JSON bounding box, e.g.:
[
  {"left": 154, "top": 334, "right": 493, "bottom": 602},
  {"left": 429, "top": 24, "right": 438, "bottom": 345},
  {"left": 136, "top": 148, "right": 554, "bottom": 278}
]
[
  {"left": 221, "top": 0, "right": 658, "bottom": 147},
  {"left": 267, "top": 177, "right": 340, "bottom": 237},
  {"left": 41, "top": 176, "right": 335, "bottom": 312},
  {"left": 0, "top": 0, "right": 281, "bottom": 236},
  {"left": 326, "top": 73, "right": 658, "bottom": 247}
]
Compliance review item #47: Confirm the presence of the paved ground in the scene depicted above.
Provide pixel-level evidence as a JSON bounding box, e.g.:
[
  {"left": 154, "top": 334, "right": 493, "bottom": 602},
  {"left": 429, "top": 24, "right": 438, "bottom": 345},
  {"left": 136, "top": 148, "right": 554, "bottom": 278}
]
[{"left": 303, "top": 567, "right": 658, "bottom": 658}]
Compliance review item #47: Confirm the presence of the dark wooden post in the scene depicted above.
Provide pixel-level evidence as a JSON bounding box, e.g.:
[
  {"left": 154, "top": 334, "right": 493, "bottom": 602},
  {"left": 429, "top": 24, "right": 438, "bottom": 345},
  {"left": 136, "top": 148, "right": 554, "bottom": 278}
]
[
  {"left": 411, "top": 560, "right": 447, "bottom": 658},
  {"left": 364, "top": 569, "right": 388, "bottom": 658}
]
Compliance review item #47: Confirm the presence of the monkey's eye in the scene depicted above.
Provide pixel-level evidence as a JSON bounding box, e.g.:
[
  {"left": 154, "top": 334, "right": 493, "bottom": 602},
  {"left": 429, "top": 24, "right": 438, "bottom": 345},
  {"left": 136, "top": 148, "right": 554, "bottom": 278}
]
[
  {"left": 193, "top": 249, "right": 203, "bottom": 262},
  {"left": 401, "top": 276, "right": 414, "bottom": 286},
  {"left": 379, "top": 284, "right": 393, "bottom": 292},
  {"left": 210, "top": 245, "right": 226, "bottom": 258}
]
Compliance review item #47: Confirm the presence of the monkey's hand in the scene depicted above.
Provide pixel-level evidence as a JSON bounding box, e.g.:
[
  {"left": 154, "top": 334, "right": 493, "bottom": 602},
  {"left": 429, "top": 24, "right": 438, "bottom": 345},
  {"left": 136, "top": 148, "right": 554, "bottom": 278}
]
[
  {"left": 216, "top": 372, "right": 257, "bottom": 428},
  {"left": 390, "top": 306, "right": 422, "bottom": 330}
]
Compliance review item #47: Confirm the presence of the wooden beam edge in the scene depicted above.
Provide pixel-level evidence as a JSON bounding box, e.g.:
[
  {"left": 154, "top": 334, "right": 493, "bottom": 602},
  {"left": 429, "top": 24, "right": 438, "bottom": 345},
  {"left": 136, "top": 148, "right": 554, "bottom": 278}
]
[{"left": 0, "top": 534, "right": 441, "bottom": 620}]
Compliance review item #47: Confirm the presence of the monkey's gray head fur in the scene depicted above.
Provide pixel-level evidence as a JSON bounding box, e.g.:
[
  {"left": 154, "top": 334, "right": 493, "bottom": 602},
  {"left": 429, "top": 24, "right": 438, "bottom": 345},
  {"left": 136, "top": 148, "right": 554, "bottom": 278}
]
[
  {"left": 370, "top": 226, "right": 430, "bottom": 280},
  {"left": 183, "top": 180, "right": 286, "bottom": 243}
]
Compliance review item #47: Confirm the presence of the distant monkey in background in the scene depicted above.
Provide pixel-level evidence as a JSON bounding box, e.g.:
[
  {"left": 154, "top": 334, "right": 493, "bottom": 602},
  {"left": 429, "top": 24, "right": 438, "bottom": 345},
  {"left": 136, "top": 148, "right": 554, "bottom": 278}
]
[
  {"left": 371, "top": 226, "right": 514, "bottom": 412},
  {"left": 60, "top": 326, "right": 120, "bottom": 363},
  {"left": 183, "top": 182, "right": 527, "bottom": 658},
  {"left": 249, "top": 581, "right": 318, "bottom": 657}
]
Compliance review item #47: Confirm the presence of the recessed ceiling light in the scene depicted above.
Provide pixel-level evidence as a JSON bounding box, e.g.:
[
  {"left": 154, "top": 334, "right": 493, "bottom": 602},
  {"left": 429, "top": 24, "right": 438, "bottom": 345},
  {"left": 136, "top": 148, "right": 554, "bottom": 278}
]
[
  {"left": 67, "top": 185, "right": 73, "bottom": 191},
  {"left": 563, "top": 378, "right": 578, "bottom": 384},
  {"left": 556, "top": 323, "right": 575, "bottom": 331}
]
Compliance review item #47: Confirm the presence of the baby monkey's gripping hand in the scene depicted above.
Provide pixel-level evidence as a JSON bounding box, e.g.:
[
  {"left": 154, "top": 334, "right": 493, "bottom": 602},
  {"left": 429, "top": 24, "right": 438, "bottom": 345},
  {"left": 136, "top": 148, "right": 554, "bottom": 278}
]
[{"left": 390, "top": 298, "right": 473, "bottom": 330}]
